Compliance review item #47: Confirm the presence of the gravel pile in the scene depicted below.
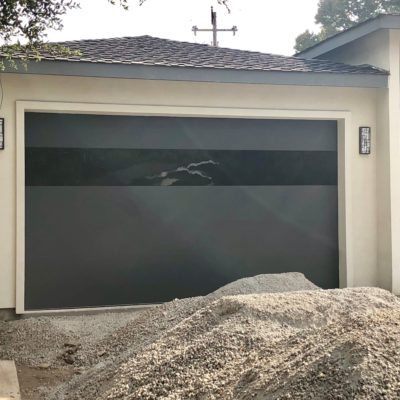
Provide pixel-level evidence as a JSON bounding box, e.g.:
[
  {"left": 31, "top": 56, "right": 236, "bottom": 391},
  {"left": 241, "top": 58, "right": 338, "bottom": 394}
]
[
  {"left": 2, "top": 273, "right": 400, "bottom": 399},
  {"left": 206, "top": 272, "right": 318, "bottom": 299},
  {"left": 0, "top": 317, "right": 72, "bottom": 367},
  {"left": 45, "top": 273, "right": 318, "bottom": 398},
  {"left": 0, "top": 309, "right": 140, "bottom": 368},
  {"left": 77, "top": 272, "right": 318, "bottom": 366},
  {"left": 87, "top": 288, "right": 400, "bottom": 400}
]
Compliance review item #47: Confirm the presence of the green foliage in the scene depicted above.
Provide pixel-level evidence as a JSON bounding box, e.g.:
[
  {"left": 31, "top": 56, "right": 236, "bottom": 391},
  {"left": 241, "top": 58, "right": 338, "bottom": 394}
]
[
  {"left": 0, "top": 1, "right": 82, "bottom": 44},
  {"left": 0, "top": 0, "right": 230, "bottom": 68},
  {"left": 294, "top": 30, "right": 324, "bottom": 53},
  {"left": 0, "top": 0, "right": 132, "bottom": 68},
  {"left": 295, "top": 0, "right": 400, "bottom": 53}
]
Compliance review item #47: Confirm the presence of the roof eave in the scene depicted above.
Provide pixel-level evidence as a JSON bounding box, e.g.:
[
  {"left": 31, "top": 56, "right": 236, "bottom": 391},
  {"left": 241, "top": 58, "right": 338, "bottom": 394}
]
[
  {"left": 3, "top": 59, "right": 388, "bottom": 88},
  {"left": 296, "top": 14, "right": 400, "bottom": 59}
]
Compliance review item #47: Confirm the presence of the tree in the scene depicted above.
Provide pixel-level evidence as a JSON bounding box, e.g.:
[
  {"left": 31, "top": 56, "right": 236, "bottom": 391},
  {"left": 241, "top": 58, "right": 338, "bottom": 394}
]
[
  {"left": 294, "top": 30, "right": 324, "bottom": 53},
  {"left": 0, "top": 0, "right": 129, "bottom": 66},
  {"left": 0, "top": 0, "right": 230, "bottom": 45},
  {"left": 0, "top": 0, "right": 228, "bottom": 67},
  {"left": 0, "top": 1, "right": 132, "bottom": 44},
  {"left": 294, "top": 0, "right": 400, "bottom": 53}
]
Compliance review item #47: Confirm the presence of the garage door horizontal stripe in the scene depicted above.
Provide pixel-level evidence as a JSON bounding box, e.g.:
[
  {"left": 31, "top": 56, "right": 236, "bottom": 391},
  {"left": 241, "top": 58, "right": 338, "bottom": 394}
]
[
  {"left": 25, "top": 113, "right": 338, "bottom": 152},
  {"left": 26, "top": 148, "right": 337, "bottom": 186}
]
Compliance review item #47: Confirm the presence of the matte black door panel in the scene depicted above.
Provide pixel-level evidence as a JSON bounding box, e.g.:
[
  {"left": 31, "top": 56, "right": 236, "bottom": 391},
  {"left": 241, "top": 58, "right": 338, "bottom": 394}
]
[{"left": 25, "top": 113, "right": 338, "bottom": 310}]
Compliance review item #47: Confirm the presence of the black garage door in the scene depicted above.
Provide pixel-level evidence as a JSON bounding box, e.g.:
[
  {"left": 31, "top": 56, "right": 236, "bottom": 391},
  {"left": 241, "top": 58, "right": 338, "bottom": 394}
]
[{"left": 25, "top": 113, "right": 338, "bottom": 310}]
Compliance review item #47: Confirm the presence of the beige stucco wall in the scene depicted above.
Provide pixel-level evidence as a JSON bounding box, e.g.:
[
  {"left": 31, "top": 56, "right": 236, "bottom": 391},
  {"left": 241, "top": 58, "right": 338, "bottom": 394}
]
[
  {"left": 317, "top": 28, "right": 400, "bottom": 293},
  {"left": 0, "top": 73, "right": 381, "bottom": 310},
  {"left": 320, "top": 30, "right": 391, "bottom": 70},
  {"left": 387, "top": 30, "right": 400, "bottom": 294}
]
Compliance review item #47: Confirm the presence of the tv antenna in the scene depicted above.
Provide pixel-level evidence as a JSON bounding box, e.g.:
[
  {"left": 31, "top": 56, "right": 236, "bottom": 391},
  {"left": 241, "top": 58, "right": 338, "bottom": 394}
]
[{"left": 192, "top": 6, "right": 238, "bottom": 47}]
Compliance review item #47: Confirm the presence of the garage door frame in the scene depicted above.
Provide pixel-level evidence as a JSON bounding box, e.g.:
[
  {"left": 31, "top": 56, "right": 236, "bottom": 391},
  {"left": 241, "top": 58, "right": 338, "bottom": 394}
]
[{"left": 15, "top": 100, "right": 353, "bottom": 314}]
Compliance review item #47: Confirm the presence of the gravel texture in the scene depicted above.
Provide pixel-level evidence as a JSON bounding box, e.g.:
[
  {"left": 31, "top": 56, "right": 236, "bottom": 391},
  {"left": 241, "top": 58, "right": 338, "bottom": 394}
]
[
  {"left": 207, "top": 272, "right": 319, "bottom": 299},
  {"left": 44, "top": 272, "right": 317, "bottom": 399},
  {"left": 2, "top": 273, "right": 400, "bottom": 399},
  {"left": 0, "top": 309, "right": 140, "bottom": 368},
  {"left": 96, "top": 288, "right": 400, "bottom": 400}
]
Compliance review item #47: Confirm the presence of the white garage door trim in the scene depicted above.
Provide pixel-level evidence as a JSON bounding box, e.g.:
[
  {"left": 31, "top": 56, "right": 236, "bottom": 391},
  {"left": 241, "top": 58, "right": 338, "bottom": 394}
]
[{"left": 15, "top": 100, "right": 353, "bottom": 314}]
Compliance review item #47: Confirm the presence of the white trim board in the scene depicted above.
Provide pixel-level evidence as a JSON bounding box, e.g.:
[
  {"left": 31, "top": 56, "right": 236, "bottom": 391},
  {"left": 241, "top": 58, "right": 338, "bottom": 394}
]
[{"left": 15, "top": 100, "right": 353, "bottom": 314}]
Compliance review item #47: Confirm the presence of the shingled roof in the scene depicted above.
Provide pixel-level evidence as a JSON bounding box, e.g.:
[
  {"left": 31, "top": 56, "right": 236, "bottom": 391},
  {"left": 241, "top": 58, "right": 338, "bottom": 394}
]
[{"left": 7, "top": 35, "right": 386, "bottom": 76}]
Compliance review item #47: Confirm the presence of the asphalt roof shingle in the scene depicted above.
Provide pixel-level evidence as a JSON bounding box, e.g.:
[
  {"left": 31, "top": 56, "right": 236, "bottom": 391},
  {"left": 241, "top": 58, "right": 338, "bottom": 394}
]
[{"left": 5, "top": 35, "right": 387, "bottom": 75}]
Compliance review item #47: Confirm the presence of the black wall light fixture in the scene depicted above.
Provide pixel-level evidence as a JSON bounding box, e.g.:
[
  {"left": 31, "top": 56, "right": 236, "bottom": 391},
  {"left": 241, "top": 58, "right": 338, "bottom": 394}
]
[
  {"left": 359, "top": 127, "right": 371, "bottom": 155},
  {"left": 0, "top": 118, "right": 4, "bottom": 150}
]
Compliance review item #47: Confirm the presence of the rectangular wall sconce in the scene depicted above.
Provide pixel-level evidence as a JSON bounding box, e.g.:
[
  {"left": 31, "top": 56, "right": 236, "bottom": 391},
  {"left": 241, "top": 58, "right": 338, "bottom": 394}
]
[
  {"left": 359, "top": 127, "right": 371, "bottom": 155},
  {"left": 0, "top": 118, "right": 4, "bottom": 150}
]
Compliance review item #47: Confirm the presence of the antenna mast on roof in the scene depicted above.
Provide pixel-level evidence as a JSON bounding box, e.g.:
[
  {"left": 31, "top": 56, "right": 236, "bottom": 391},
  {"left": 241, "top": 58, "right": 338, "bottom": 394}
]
[{"left": 192, "top": 6, "right": 237, "bottom": 47}]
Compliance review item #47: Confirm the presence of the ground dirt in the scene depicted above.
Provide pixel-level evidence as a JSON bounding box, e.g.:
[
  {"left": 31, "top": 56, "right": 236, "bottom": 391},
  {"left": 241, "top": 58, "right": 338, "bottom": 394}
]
[
  {"left": 17, "top": 366, "right": 74, "bottom": 400},
  {"left": 1, "top": 273, "right": 400, "bottom": 399}
]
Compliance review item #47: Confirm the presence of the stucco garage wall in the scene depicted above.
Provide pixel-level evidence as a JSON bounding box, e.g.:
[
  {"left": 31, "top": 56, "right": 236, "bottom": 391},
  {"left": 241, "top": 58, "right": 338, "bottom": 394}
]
[
  {"left": 316, "top": 30, "right": 390, "bottom": 70},
  {"left": 387, "top": 30, "right": 400, "bottom": 294},
  {"left": 0, "top": 73, "right": 379, "bottom": 309},
  {"left": 306, "top": 28, "right": 400, "bottom": 293}
]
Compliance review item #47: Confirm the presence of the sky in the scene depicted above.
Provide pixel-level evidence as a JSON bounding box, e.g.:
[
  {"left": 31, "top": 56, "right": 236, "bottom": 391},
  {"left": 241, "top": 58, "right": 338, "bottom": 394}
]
[{"left": 46, "top": 0, "right": 321, "bottom": 56}]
